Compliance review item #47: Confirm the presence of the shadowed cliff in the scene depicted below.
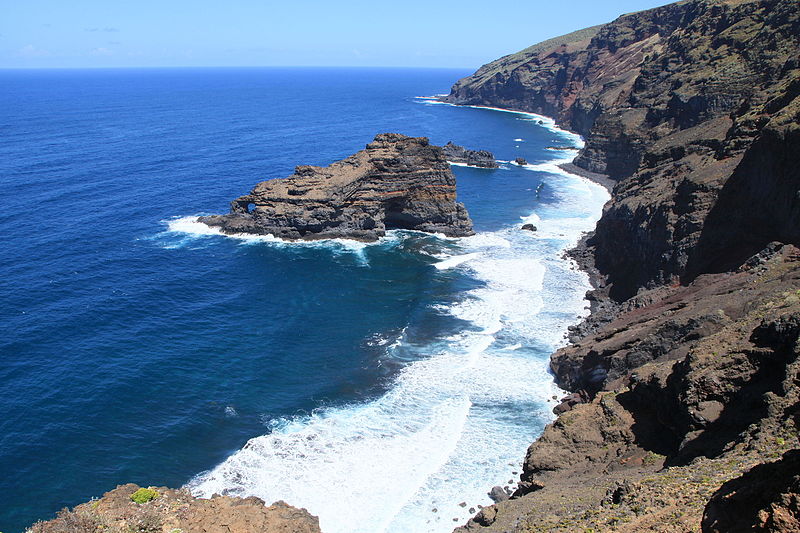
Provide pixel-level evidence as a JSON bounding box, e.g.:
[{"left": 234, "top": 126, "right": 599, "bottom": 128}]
[
  {"left": 446, "top": 0, "right": 800, "bottom": 531},
  {"left": 445, "top": 0, "right": 800, "bottom": 301}
]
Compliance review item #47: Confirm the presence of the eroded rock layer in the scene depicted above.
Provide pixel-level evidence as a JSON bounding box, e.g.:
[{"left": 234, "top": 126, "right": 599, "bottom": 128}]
[
  {"left": 445, "top": 0, "right": 800, "bottom": 301},
  {"left": 199, "top": 133, "right": 474, "bottom": 241},
  {"left": 446, "top": 0, "right": 800, "bottom": 531}
]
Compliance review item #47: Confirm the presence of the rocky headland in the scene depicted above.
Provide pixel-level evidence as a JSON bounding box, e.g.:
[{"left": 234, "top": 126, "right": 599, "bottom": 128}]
[
  {"left": 445, "top": 0, "right": 800, "bottom": 531},
  {"left": 199, "top": 133, "right": 474, "bottom": 241},
  {"left": 442, "top": 141, "right": 499, "bottom": 168}
]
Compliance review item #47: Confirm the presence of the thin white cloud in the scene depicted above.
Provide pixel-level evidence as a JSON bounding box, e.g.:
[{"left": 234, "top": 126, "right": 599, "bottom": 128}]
[
  {"left": 17, "top": 44, "right": 50, "bottom": 58},
  {"left": 90, "top": 47, "right": 114, "bottom": 56}
]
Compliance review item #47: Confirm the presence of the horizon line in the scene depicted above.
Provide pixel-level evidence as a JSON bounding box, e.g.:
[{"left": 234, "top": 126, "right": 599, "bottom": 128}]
[{"left": 0, "top": 64, "right": 477, "bottom": 71}]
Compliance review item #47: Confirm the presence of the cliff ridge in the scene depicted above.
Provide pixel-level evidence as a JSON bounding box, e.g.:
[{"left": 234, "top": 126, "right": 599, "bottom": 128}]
[{"left": 447, "top": 0, "right": 800, "bottom": 531}]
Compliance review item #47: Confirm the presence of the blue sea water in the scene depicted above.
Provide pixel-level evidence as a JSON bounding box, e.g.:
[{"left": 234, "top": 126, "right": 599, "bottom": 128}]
[{"left": 0, "top": 67, "right": 608, "bottom": 533}]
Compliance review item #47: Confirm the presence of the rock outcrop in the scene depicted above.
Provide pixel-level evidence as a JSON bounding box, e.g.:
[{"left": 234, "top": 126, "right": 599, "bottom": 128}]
[
  {"left": 444, "top": 0, "right": 800, "bottom": 301},
  {"left": 442, "top": 141, "right": 499, "bottom": 168},
  {"left": 457, "top": 245, "right": 800, "bottom": 532},
  {"left": 446, "top": 0, "right": 800, "bottom": 531},
  {"left": 199, "top": 133, "right": 474, "bottom": 241},
  {"left": 27, "top": 483, "right": 321, "bottom": 533}
]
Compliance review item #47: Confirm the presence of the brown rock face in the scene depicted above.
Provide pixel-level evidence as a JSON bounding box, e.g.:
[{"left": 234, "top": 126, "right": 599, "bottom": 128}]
[
  {"left": 446, "top": 1, "right": 800, "bottom": 532},
  {"left": 445, "top": 0, "right": 800, "bottom": 301},
  {"left": 457, "top": 245, "right": 800, "bottom": 533},
  {"left": 199, "top": 133, "right": 474, "bottom": 241},
  {"left": 703, "top": 449, "right": 800, "bottom": 532},
  {"left": 27, "top": 483, "right": 321, "bottom": 533}
]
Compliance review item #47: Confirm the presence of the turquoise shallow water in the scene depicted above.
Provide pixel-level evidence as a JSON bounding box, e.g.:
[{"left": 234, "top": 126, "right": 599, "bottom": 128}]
[{"left": 0, "top": 67, "right": 607, "bottom": 532}]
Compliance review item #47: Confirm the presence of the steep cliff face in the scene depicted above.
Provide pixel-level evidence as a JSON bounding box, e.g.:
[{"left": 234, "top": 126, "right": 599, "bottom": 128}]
[
  {"left": 448, "top": 1, "right": 800, "bottom": 531},
  {"left": 457, "top": 245, "right": 800, "bottom": 533},
  {"left": 445, "top": 0, "right": 800, "bottom": 300},
  {"left": 199, "top": 133, "right": 474, "bottom": 242}
]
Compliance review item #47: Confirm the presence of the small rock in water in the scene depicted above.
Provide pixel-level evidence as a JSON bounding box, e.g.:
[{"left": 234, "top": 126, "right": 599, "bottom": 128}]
[
  {"left": 432, "top": 508, "right": 438, "bottom": 513},
  {"left": 521, "top": 224, "right": 537, "bottom": 232},
  {"left": 459, "top": 502, "right": 467, "bottom": 507},
  {"left": 489, "top": 485, "right": 509, "bottom": 503},
  {"left": 469, "top": 507, "right": 476, "bottom": 514},
  {"left": 453, "top": 518, "right": 459, "bottom": 522},
  {"left": 514, "top": 157, "right": 528, "bottom": 165},
  {"left": 508, "top": 479, "right": 514, "bottom": 484}
]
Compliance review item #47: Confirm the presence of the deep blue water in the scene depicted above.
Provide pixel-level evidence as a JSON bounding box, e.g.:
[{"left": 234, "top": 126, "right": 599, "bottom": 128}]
[{"left": 0, "top": 67, "right": 607, "bottom": 533}]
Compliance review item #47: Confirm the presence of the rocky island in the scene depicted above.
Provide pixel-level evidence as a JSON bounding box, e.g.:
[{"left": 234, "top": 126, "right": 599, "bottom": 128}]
[
  {"left": 199, "top": 133, "right": 474, "bottom": 241},
  {"left": 445, "top": 0, "right": 800, "bottom": 530},
  {"left": 442, "top": 141, "right": 499, "bottom": 168}
]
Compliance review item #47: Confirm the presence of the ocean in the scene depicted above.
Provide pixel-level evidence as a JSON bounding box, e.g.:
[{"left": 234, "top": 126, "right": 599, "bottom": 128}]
[{"left": 0, "top": 67, "right": 608, "bottom": 533}]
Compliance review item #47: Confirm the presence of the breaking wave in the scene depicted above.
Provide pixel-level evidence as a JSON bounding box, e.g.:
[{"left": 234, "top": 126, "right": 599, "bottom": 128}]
[{"left": 186, "top": 156, "right": 609, "bottom": 532}]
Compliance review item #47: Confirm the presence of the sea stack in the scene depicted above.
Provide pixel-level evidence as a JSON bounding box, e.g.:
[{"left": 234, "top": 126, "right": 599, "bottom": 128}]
[
  {"left": 442, "top": 141, "right": 499, "bottom": 168},
  {"left": 200, "top": 133, "right": 474, "bottom": 241}
]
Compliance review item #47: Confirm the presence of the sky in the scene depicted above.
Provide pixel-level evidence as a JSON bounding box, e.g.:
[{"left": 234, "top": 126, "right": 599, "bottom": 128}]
[{"left": 1, "top": 0, "right": 673, "bottom": 69}]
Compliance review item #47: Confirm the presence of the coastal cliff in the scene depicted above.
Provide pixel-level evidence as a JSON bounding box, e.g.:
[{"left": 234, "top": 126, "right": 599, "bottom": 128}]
[
  {"left": 447, "top": 0, "right": 800, "bottom": 530},
  {"left": 445, "top": 0, "right": 800, "bottom": 300},
  {"left": 199, "top": 133, "right": 474, "bottom": 241}
]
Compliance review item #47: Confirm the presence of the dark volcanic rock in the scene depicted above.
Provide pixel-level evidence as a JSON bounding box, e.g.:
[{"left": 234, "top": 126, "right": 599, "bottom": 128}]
[
  {"left": 514, "top": 157, "right": 528, "bottom": 165},
  {"left": 488, "top": 486, "right": 509, "bottom": 503},
  {"left": 445, "top": 0, "right": 800, "bottom": 301},
  {"left": 199, "top": 133, "right": 474, "bottom": 241},
  {"left": 442, "top": 141, "right": 499, "bottom": 168},
  {"left": 444, "top": 1, "right": 800, "bottom": 531},
  {"left": 520, "top": 223, "right": 537, "bottom": 232}
]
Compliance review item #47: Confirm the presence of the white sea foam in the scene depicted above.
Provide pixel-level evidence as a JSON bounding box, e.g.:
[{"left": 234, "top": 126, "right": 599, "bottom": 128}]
[
  {"left": 413, "top": 95, "right": 584, "bottom": 147},
  {"left": 434, "top": 252, "right": 481, "bottom": 270},
  {"left": 186, "top": 103, "right": 610, "bottom": 533},
  {"left": 447, "top": 160, "right": 497, "bottom": 169},
  {"left": 187, "top": 207, "right": 598, "bottom": 532},
  {"left": 165, "top": 216, "right": 372, "bottom": 251}
]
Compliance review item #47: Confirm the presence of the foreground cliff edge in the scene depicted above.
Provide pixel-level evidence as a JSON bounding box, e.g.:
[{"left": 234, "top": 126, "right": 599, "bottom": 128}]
[
  {"left": 199, "top": 133, "right": 474, "bottom": 241},
  {"left": 26, "top": 483, "right": 320, "bottom": 533},
  {"left": 446, "top": 0, "right": 800, "bottom": 531}
]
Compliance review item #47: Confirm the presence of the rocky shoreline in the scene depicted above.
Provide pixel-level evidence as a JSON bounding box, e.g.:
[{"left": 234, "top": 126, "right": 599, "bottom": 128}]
[{"left": 446, "top": 0, "right": 800, "bottom": 531}]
